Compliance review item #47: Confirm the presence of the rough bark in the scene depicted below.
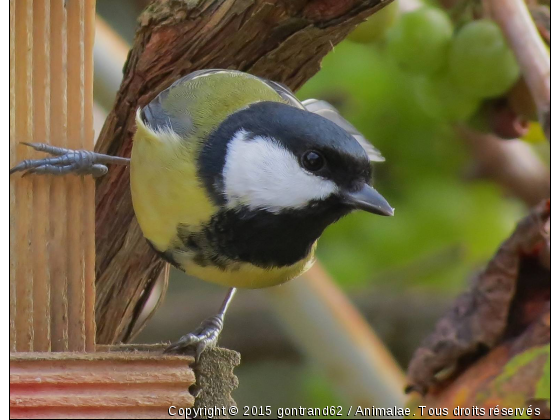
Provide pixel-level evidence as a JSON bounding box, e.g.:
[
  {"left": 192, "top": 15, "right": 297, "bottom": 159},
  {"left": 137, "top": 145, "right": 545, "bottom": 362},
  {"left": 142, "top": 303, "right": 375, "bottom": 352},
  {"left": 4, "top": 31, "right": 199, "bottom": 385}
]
[{"left": 94, "top": 0, "right": 393, "bottom": 344}]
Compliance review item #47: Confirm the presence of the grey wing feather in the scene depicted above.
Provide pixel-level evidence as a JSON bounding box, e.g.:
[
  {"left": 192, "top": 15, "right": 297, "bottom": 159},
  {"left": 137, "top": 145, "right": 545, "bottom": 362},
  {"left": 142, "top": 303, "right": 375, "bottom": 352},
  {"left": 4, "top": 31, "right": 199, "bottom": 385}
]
[
  {"left": 263, "top": 80, "right": 306, "bottom": 110},
  {"left": 302, "top": 99, "right": 385, "bottom": 162},
  {"left": 140, "top": 70, "right": 220, "bottom": 138}
]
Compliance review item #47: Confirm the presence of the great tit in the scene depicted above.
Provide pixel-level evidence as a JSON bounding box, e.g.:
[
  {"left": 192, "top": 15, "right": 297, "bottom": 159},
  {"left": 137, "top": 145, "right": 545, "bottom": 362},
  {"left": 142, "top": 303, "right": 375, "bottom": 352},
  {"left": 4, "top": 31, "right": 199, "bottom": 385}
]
[{"left": 10, "top": 69, "right": 393, "bottom": 357}]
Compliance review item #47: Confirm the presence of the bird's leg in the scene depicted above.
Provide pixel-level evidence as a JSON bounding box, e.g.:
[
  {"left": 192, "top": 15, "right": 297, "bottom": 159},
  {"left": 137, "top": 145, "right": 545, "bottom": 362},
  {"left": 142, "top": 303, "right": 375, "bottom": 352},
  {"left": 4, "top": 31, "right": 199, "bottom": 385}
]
[
  {"left": 164, "top": 287, "right": 237, "bottom": 360},
  {"left": 9, "top": 142, "right": 130, "bottom": 178}
]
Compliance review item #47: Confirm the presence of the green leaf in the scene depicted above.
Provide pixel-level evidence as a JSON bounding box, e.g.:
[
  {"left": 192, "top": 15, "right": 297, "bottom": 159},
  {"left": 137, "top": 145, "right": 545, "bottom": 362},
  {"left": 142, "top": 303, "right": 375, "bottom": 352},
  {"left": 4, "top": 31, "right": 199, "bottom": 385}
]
[{"left": 534, "top": 352, "right": 550, "bottom": 400}]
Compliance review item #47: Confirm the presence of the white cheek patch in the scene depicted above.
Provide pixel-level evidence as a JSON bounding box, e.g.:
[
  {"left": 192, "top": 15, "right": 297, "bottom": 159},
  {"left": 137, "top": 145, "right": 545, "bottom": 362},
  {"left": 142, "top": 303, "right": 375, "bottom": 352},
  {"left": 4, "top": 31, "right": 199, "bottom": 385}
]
[{"left": 222, "top": 130, "right": 338, "bottom": 212}]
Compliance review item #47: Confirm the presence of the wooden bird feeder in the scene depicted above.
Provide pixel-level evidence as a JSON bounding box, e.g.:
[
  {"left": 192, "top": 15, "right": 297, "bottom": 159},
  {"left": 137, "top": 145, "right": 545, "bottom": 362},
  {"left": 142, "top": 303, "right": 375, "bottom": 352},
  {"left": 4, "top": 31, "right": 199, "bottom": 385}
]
[{"left": 9, "top": 1, "right": 238, "bottom": 417}]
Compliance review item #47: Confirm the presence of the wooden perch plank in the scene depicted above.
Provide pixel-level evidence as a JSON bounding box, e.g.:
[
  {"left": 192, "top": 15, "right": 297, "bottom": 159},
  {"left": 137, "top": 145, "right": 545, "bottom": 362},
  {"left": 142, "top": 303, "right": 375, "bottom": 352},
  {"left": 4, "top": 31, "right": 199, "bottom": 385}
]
[
  {"left": 10, "top": 352, "right": 195, "bottom": 419},
  {"left": 93, "top": 0, "right": 394, "bottom": 345},
  {"left": 9, "top": 408, "right": 183, "bottom": 420},
  {"left": 10, "top": 0, "right": 96, "bottom": 352}
]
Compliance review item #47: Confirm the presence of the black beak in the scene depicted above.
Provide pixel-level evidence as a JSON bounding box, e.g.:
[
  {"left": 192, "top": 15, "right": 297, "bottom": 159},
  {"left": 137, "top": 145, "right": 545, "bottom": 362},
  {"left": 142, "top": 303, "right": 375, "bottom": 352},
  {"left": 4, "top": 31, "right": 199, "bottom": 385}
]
[{"left": 341, "top": 184, "right": 394, "bottom": 216}]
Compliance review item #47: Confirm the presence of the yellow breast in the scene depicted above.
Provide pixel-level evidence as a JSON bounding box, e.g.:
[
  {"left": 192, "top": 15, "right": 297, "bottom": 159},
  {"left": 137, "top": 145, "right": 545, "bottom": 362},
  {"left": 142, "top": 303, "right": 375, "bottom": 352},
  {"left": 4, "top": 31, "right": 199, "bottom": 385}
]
[
  {"left": 185, "top": 250, "right": 316, "bottom": 289},
  {"left": 130, "top": 114, "right": 216, "bottom": 251}
]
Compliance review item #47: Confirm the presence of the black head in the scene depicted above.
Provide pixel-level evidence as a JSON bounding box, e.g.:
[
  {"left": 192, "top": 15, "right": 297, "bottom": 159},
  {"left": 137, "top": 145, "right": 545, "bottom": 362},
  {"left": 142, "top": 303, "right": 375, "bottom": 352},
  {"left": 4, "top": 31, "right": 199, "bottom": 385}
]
[
  {"left": 199, "top": 101, "right": 392, "bottom": 216},
  {"left": 195, "top": 101, "right": 393, "bottom": 268}
]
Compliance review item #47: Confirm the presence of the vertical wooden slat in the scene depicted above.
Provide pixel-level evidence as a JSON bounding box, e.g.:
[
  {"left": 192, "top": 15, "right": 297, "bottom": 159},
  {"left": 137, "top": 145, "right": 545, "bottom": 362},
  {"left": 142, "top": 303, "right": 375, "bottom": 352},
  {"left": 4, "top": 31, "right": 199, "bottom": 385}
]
[
  {"left": 32, "top": 0, "right": 52, "bottom": 352},
  {"left": 49, "top": 0, "right": 69, "bottom": 352},
  {"left": 84, "top": 0, "right": 97, "bottom": 351},
  {"left": 66, "top": 0, "right": 87, "bottom": 352},
  {"left": 9, "top": 0, "right": 17, "bottom": 353},
  {"left": 14, "top": 0, "right": 34, "bottom": 352},
  {"left": 10, "top": 0, "right": 96, "bottom": 352}
]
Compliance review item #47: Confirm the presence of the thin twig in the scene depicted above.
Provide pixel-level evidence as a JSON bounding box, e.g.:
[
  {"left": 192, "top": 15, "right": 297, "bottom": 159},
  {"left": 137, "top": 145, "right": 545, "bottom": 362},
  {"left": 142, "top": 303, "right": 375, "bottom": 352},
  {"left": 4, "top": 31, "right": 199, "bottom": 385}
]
[
  {"left": 457, "top": 125, "right": 550, "bottom": 207},
  {"left": 488, "top": 0, "right": 550, "bottom": 140}
]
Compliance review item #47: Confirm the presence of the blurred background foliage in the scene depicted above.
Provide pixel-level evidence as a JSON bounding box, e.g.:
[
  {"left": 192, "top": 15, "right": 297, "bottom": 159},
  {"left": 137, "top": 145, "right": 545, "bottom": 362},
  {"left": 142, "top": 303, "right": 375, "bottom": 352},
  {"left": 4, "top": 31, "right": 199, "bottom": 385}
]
[
  {"left": 299, "top": 40, "right": 523, "bottom": 293},
  {"left": 96, "top": 0, "right": 549, "bottom": 415}
]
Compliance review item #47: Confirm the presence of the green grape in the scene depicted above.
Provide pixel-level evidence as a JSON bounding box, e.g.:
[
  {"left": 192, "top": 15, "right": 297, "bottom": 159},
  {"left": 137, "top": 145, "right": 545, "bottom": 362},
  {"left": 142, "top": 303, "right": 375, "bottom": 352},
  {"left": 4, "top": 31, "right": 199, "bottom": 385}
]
[
  {"left": 386, "top": 7, "right": 454, "bottom": 75},
  {"left": 414, "top": 73, "right": 480, "bottom": 122},
  {"left": 348, "top": 2, "right": 398, "bottom": 44},
  {"left": 449, "top": 20, "right": 520, "bottom": 99}
]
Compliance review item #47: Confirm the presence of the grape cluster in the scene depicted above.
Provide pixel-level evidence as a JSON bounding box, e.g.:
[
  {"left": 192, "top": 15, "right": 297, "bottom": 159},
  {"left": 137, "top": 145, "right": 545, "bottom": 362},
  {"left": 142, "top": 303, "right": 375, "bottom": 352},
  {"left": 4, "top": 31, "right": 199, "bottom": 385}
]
[{"left": 349, "top": 4, "right": 521, "bottom": 124}]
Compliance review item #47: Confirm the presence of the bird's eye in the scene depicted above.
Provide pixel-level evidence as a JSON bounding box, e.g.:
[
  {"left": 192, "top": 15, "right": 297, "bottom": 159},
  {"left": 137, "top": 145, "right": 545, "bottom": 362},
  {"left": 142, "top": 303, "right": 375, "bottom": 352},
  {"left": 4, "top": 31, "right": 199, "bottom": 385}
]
[{"left": 301, "top": 151, "right": 324, "bottom": 172}]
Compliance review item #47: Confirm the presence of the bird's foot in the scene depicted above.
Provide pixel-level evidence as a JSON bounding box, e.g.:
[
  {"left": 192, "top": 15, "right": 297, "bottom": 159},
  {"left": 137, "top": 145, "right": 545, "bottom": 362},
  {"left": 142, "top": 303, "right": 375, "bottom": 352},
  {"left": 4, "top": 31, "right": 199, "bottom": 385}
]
[
  {"left": 9, "top": 142, "right": 130, "bottom": 178},
  {"left": 164, "top": 314, "right": 224, "bottom": 361}
]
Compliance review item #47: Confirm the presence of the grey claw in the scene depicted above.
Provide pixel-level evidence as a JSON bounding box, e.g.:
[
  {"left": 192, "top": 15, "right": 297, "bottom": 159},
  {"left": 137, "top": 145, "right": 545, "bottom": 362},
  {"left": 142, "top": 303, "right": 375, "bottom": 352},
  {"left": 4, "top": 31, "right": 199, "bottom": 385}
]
[
  {"left": 10, "top": 162, "right": 29, "bottom": 175},
  {"left": 21, "top": 142, "right": 69, "bottom": 156},
  {"left": 163, "top": 315, "right": 224, "bottom": 360},
  {"left": 10, "top": 142, "right": 129, "bottom": 178},
  {"left": 11, "top": 156, "right": 72, "bottom": 175},
  {"left": 22, "top": 163, "right": 83, "bottom": 177}
]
